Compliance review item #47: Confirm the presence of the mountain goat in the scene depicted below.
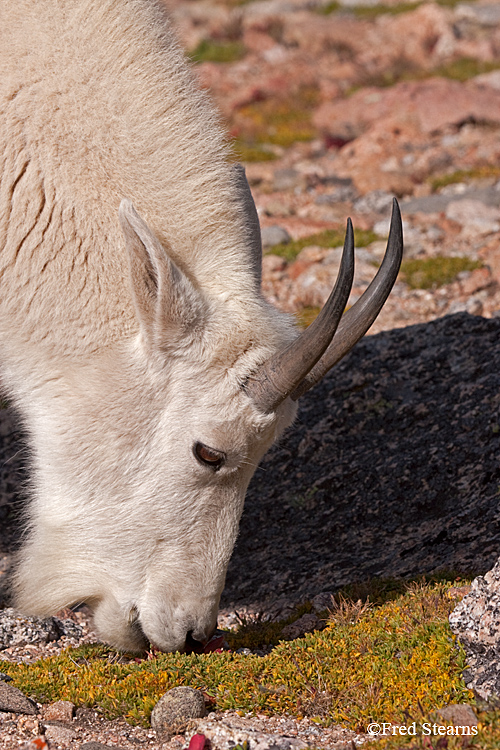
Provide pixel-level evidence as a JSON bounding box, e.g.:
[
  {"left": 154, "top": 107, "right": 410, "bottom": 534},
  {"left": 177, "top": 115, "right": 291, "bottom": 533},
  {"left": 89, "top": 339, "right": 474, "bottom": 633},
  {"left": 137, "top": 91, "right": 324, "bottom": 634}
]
[{"left": 0, "top": 0, "right": 402, "bottom": 652}]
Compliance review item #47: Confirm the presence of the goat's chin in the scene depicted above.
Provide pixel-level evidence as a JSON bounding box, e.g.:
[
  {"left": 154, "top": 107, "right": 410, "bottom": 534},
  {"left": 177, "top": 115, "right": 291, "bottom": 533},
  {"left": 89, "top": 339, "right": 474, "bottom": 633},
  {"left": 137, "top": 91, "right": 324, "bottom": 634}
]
[{"left": 91, "top": 598, "right": 149, "bottom": 653}]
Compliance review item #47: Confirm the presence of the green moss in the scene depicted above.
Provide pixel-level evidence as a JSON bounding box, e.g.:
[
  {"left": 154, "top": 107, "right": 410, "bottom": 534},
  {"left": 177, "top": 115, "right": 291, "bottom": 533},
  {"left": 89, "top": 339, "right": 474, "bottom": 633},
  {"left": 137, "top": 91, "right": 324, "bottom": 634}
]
[
  {"left": 320, "top": 0, "right": 475, "bottom": 15},
  {"left": 295, "top": 306, "right": 322, "bottom": 328},
  {"left": 401, "top": 256, "right": 483, "bottom": 289},
  {"left": 0, "top": 581, "right": 472, "bottom": 730},
  {"left": 232, "top": 139, "right": 278, "bottom": 163},
  {"left": 190, "top": 39, "right": 246, "bottom": 64},
  {"left": 432, "top": 57, "right": 500, "bottom": 82},
  {"left": 317, "top": 1, "right": 341, "bottom": 14},
  {"left": 430, "top": 165, "right": 500, "bottom": 192},
  {"left": 350, "top": 56, "right": 500, "bottom": 93},
  {"left": 225, "top": 602, "right": 315, "bottom": 652},
  {"left": 266, "top": 228, "right": 380, "bottom": 262},
  {"left": 351, "top": 2, "right": 421, "bottom": 19},
  {"left": 351, "top": 0, "right": 471, "bottom": 16},
  {"left": 233, "top": 88, "right": 319, "bottom": 151}
]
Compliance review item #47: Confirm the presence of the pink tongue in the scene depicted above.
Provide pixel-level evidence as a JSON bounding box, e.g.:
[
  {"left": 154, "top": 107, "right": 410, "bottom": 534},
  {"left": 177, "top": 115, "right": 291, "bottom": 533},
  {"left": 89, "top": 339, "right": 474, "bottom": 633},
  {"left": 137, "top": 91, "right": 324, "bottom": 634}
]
[{"left": 202, "top": 634, "right": 225, "bottom": 653}]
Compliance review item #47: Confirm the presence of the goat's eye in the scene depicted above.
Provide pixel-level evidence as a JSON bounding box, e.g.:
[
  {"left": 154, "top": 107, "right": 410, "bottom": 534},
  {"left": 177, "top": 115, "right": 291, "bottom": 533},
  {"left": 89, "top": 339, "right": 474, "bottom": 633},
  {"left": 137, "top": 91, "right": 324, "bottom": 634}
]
[{"left": 193, "top": 442, "right": 225, "bottom": 471}]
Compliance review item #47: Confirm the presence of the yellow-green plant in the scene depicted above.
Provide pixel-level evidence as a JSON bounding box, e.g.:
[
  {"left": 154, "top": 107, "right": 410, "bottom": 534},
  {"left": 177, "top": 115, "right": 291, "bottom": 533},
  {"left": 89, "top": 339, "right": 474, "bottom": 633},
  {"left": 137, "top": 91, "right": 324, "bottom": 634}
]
[
  {"left": 0, "top": 581, "right": 471, "bottom": 730},
  {"left": 430, "top": 165, "right": 500, "bottom": 192},
  {"left": 233, "top": 88, "right": 319, "bottom": 151},
  {"left": 266, "top": 228, "right": 380, "bottom": 262},
  {"left": 401, "top": 256, "right": 482, "bottom": 290},
  {"left": 190, "top": 39, "right": 246, "bottom": 64}
]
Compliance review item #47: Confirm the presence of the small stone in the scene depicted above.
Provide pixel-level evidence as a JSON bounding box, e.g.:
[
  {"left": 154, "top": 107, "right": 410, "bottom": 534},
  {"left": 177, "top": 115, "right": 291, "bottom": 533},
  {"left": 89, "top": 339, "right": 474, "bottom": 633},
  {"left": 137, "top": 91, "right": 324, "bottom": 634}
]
[
  {"left": 0, "top": 680, "right": 37, "bottom": 715},
  {"left": 354, "top": 191, "right": 394, "bottom": 215},
  {"left": 465, "top": 296, "right": 484, "bottom": 316},
  {"left": 281, "top": 613, "right": 322, "bottom": 639},
  {"left": 262, "top": 254, "right": 287, "bottom": 274},
  {"left": 43, "top": 724, "right": 79, "bottom": 744},
  {"left": 460, "top": 267, "right": 493, "bottom": 296},
  {"left": 436, "top": 703, "right": 478, "bottom": 728},
  {"left": 261, "top": 225, "right": 291, "bottom": 249},
  {"left": 81, "top": 743, "right": 126, "bottom": 750},
  {"left": 272, "top": 168, "right": 304, "bottom": 192},
  {"left": 194, "top": 714, "right": 308, "bottom": 749},
  {"left": 151, "top": 687, "right": 206, "bottom": 742},
  {"left": 445, "top": 199, "right": 500, "bottom": 234},
  {"left": 311, "top": 592, "right": 335, "bottom": 613},
  {"left": 44, "top": 700, "right": 75, "bottom": 722},
  {"left": 17, "top": 714, "right": 41, "bottom": 734}
]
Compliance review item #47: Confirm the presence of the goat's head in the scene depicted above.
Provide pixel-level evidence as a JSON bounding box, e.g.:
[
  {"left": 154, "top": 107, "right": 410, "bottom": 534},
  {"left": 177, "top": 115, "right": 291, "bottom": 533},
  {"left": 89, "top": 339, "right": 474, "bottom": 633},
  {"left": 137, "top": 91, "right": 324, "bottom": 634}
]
[{"left": 13, "top": 170, "right": 402, "bottom": 654}]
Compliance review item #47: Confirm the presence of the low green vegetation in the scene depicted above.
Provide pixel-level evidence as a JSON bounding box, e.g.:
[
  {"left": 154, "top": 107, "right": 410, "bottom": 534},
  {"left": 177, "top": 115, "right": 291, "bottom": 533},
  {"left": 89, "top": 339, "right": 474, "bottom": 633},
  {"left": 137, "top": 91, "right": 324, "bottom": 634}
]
[
  {"left": 232, "top": 88, "right": 319, "bottom": 154},
  {"left": 350, "top": 1, "right": 421, "bottom": 19},
  {"left": 266, "top": 227, "right": 380, "bottom": 262},
  {"left": 231, "top": 139, "right": 278, "bottom": 163},
  {"left": 0, "top": 579, "right": 472, "bottom": 731},
  {"left": 430, "top": 165, "right": 500, "bottom": 192},
  {"left": 401, "top": 256, "right": 483, "bottom": 289},
  {"left": 433, "top": 57, "right": 500, "bottom": 82},
  {"left": 320, "top": 0, "right": 476, "bottom": 17},
  {"left": 295, "top": 306, "right": 322, "bottom": 328},
  {"left": 190, "top": 39, "right": 246, "bottom": 64},
  {"left": 350, "top": 56, "right": 500, "bottom": 92}
]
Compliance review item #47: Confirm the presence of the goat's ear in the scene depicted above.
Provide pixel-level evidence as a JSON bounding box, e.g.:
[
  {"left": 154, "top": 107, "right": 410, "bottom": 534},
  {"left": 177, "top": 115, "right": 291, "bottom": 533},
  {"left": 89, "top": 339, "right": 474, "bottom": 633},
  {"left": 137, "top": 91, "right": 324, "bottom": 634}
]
[{"left": 119, "top": 199, "right": 204, "bottom": 349}]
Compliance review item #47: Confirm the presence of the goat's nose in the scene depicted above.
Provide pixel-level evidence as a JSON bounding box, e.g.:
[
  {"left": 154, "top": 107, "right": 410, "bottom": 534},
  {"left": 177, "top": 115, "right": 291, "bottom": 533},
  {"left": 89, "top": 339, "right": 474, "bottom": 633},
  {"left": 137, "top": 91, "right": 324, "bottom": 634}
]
[{"left": 183, "top": 628, "right": 213, "bottom": 654}]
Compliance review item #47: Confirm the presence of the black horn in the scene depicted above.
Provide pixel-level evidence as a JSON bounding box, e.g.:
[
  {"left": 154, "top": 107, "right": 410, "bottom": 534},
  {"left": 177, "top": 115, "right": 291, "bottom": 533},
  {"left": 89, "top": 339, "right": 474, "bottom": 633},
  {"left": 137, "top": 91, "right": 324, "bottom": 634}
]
[
  {"left": 291, "top": 199, "right": 403, "bottom": 400},
  {"left": 245, "top": 199, "right": 403, "bottom": 412},
  {"left": 244, "top": 218, "right": 355, "bottom": 414}
]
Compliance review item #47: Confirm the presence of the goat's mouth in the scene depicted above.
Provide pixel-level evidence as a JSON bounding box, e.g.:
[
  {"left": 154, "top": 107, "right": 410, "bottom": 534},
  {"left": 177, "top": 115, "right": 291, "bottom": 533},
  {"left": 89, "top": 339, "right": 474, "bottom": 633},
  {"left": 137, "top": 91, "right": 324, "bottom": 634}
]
[
  {"left": 184, "top": 630, "right": 208, "bottom": 654},
  {"left": 184, "top": 630, "right": 225, "bottom": 654},
  {"left": 141, "top": 629, "right": 224, "bottom": 656},
  {"left": 129, "top": 606, "right": 223, "bottom": 655}
]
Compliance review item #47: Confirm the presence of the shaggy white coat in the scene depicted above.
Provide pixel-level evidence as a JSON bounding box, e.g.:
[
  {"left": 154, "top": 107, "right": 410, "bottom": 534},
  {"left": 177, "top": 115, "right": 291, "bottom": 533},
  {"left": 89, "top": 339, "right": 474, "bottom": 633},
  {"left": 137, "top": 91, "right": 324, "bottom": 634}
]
[{"left": 0, "top": 0, "right": 297, "bottom": 651}]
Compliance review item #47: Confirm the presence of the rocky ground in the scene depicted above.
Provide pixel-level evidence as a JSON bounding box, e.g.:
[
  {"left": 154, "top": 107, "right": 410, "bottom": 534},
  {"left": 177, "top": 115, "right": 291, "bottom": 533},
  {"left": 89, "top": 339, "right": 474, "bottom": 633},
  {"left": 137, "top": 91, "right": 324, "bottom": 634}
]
[{"left": 3, "top": 0, "right": 500, "bottom": 746}]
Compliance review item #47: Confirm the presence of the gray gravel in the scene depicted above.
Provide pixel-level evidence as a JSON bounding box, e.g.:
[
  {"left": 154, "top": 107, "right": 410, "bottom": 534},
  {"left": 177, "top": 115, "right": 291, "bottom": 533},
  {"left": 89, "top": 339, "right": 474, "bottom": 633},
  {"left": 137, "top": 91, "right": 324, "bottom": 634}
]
[{"left": 0, "top": 608, "right": 83, "bottom": 649}]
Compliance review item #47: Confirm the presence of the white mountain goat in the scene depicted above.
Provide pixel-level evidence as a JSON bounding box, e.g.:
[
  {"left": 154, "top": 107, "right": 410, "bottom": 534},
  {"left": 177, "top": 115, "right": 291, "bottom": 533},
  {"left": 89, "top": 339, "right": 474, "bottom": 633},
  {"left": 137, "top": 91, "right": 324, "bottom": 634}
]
[{"left": 0, "top": 0, "right": 402, "bottom": 652}]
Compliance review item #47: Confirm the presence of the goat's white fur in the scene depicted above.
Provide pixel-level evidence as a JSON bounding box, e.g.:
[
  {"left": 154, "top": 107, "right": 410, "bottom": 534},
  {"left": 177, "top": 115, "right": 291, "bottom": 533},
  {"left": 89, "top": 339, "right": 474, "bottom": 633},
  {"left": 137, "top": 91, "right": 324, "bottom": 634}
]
[{"left": 0, "top": 0, "right": 297, "bottom": 651}]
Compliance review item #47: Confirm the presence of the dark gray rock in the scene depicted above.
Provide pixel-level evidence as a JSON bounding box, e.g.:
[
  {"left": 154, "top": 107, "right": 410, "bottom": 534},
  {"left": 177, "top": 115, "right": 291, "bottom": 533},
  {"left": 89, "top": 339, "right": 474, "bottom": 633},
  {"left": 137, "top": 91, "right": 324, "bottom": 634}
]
[
  {"left": 281, "top": 613, "right": 323, "bottom": 639},
  {"left": 0, "top": 680, "right": 37, "bottom": 714},
  {"left": 151, "top": 686, "right": 206, "bottom": 741},
  {"left": 223, "top": 313, "right": 500, "bottom": 609}
]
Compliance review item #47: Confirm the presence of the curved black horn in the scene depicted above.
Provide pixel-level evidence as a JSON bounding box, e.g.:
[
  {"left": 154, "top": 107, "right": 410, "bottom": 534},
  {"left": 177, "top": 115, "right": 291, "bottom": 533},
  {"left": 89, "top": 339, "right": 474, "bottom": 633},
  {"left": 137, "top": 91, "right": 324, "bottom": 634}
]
[
  {"left": 245, "top": 219, "right": 355, "bottom": 414},
  {"left": 232, "top": 163, "right": 262, "bottom": 284},
  {"left": 291, "top": 198, "right": 403, "bottom": 400}
]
